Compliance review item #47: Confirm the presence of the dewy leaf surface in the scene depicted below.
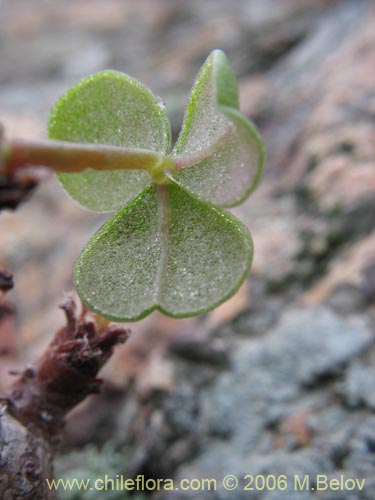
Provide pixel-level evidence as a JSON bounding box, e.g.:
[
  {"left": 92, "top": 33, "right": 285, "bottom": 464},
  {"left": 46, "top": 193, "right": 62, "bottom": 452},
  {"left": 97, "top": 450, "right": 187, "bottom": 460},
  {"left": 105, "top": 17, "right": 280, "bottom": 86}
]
[
  {"left": 49, "top": 71, "right": 171, "bottom": 212},
  {"left": 171, "top": 49, "right": 264, "bottom": 207},
  {"left": 158, "top": 183, "right": 253, "bottom": 317},
  {"left": 74, "top": 182, "right": 253, "bottom": 321},
  {"left": 74, "top": 185, "right": 161, "bottom": 321}
]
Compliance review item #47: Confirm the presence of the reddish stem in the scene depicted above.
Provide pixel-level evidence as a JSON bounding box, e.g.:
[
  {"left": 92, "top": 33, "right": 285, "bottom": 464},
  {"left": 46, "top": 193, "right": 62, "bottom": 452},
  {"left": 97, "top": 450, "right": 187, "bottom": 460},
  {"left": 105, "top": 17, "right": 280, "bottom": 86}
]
[{"left": 3, "top": 296, "right": 129, "bottom": 437}]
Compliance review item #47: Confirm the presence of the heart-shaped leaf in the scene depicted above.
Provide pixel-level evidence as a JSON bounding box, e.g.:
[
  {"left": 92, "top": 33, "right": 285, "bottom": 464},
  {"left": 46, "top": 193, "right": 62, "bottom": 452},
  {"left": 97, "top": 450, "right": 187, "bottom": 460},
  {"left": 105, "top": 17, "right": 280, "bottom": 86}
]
[
  {"left": 74, "top": 183, "right": 253, "bottom": 321},
  {"left": 49, "top": 51, "right": 264, "bottom": 321},
  {"left": 171, "top": 49, "right": 264, "bottom": 207},
  {"left": 49, "top": 70, "right": 171, "bottom": 212}
]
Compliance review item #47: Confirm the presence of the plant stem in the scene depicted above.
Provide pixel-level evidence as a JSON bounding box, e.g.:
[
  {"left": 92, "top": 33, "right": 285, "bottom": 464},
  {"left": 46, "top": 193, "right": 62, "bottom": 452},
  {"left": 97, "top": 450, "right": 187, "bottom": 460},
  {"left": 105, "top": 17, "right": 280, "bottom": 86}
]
[{"left": 0, "top": 136, "right": 164, "bottom": 176}]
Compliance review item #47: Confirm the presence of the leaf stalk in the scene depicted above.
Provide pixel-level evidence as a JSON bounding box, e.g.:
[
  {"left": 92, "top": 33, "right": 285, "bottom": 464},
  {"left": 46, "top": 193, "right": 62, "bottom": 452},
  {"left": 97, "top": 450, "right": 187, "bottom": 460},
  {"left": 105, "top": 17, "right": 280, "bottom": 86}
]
[{"left": 0, "top": 134, "right": 166, "bottom": 177}]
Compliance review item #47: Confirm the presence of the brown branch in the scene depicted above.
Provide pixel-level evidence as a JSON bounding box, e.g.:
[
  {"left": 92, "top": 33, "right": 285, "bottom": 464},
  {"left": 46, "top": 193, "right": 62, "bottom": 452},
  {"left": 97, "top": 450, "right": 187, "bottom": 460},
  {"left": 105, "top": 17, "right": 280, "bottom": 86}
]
[
  {"left": 0, "top": 267, "right": 16, "bottom": 359},
  {"left": 0, "top": 171, "right": 40, "bottom": 211},
  {"left": 0, "top": 294, "right": 129, "bottom": 499},
  {"left": 0, "top": 267, "right": 14, "bottom": 293}
]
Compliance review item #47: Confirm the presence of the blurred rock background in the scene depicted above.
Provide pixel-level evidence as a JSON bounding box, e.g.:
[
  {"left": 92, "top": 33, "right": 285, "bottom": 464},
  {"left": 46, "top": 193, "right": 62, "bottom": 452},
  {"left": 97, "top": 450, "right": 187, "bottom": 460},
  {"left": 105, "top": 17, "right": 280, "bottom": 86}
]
[{"left": 0, "top": 0, "right": 374, "bottom": 499}]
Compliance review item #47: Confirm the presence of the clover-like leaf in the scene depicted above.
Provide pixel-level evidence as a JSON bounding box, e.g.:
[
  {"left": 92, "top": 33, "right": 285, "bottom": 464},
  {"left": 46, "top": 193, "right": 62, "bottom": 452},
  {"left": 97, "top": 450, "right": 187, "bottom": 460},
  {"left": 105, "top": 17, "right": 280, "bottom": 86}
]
[
  {"left": 49, "top": 50, "right": 264, "bottom": 321},
  {"left": 171, "top": 49, "right": 264, "bottom": 207},
  {"left": 74, "top": 183, "right": 253, "bottom": 321},
  {"left": 49, "top": 70, "right": 171, "bottom": 212}
]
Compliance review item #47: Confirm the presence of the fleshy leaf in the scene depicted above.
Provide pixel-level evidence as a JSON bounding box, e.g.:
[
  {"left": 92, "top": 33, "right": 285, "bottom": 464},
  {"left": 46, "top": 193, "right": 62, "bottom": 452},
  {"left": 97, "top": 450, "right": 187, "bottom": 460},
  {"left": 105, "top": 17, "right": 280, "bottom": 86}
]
[
  {"left": 171, "top": 49, "right": 264, "bottom": 207},
  {"left": 49, "top": 70, "right": 171, "bottom": 212},
  {"left": 158, "top": 183, "right": 253, "bottom": 317},
  {"left": 74, "top": 182, "right": 253, "bottom": 321}
]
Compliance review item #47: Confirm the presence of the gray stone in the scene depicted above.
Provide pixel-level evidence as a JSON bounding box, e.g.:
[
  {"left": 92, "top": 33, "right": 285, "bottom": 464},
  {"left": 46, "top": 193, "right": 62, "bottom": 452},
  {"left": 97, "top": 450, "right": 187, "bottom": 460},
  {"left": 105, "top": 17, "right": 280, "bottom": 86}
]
[
  {"left": 161, "top": 307, "right": 374, "bottom": 499},
  {"left": 337, "top": 359, "right": 375, "bottom": 410}
]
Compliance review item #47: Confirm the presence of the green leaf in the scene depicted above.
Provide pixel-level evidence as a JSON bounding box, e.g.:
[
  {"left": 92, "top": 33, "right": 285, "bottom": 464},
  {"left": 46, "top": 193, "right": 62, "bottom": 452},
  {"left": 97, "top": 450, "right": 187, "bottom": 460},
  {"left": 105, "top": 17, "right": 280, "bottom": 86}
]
[
  {"left": 49, "top": 71, "right": 171, "bottom": 212},
  {"left": 47, "top": 51, "right": 263, "bottom": 321},
  {"left": 171, "top": 49, "right": 265, "bottom": 208},
  {"left": 74, "top": 182, "right": 253, "bottom": 321}
]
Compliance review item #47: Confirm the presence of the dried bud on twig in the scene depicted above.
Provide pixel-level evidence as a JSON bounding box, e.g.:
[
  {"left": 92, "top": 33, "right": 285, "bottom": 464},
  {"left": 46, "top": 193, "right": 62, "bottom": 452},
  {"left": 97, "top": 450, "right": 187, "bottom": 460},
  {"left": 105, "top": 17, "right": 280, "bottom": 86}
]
[
  {"left": 0, "top": 267, "right": 14, "bottom": 293},
  {"left": 0, "top": 267, "right": 15, "bottom": 355},
  {"left": 0, "top": 295, "right": 129, "bottom": 499},
  {"left": 0, "top": 172, "right": 39, "bottom": 211}
]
